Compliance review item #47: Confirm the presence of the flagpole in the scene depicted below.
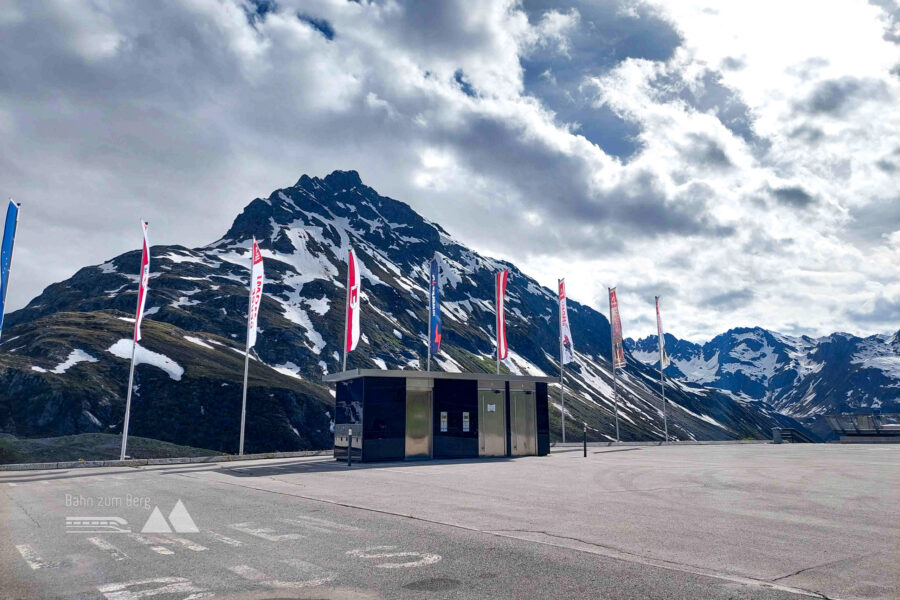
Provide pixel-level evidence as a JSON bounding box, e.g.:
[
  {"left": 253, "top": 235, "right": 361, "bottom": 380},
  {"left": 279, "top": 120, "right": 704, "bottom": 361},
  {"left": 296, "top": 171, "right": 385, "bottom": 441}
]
[
  {"left": 239, "top": 240, "right": 254, "bottom": 456},
  {"left": 119, "top": 334, "right": 138, "bottom": 461},
  {"left": 427, "top": 256, "right": 432, "bottom": 372},
  {"left": 657, "top": 296, "right": 668, "bottom": 443},
  {"left": 559, "top": 279, "right": 566, "bottom": 444},
  {"left": 610, "top": 287, "right": 619, "bottom": 443},
  {"left": 120, "top": 219, "right": 144, "bottom": 462},
  {"left": 495, "top": 273, "right": 500, "bottom": 375},
  {"left": 342, "top": 247, "right": 351, "bottom": 372}
]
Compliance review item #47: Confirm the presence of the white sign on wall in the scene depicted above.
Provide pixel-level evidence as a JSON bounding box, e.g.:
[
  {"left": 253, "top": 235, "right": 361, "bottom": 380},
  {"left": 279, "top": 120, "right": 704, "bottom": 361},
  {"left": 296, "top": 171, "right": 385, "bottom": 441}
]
[{"left": 440, "top": 411, "right": 448, "bottom": 432}]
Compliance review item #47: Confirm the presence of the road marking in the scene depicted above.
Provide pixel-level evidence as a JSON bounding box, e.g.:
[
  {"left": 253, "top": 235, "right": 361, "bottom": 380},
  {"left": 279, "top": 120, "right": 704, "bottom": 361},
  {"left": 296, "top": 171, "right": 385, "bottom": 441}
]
[
  {"left": 346, "top": 546, "right": 441, "bottom": 569},
  {"left": 142, "top": 535, "right": 208, "bottom": 552},
  {"left": 87, "top": 537, "right": 129, "bottom": 561},
  {"left": 97, "top": 577, "right": 212, "bottom": 600},
  {"left": 126, "top": 533, "right": 174, "bottom": 555},
  {"left": 281, "top": 516, "right": 362, "bottom": 534},
  {"left": 229, "top": 561, "right": 334, "bottom": 589},
  {"left": 15, "top": 544, "right": 59, "bottom": 570},
  {"left": 206, "top": 531, "right": 243, "bottom": 547},
  {"left": 228, "top": 522, "right": 303, "bottom": 542},
  {"left": 166, "top": 536, "right": 208, "bottom": 552},
  {"left": 7, "top": 482, "right": 17, "bottom": 487}
]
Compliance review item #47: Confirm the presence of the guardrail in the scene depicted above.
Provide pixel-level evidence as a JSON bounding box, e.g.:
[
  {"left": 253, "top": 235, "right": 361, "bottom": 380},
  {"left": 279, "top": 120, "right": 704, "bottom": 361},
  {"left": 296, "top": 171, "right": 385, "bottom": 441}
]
[
  {"left": 0, "top": 449, "right": 333, "bottom": 472},
  {"left": 772, "top": 428, "right": 816, "bottom": 443}
]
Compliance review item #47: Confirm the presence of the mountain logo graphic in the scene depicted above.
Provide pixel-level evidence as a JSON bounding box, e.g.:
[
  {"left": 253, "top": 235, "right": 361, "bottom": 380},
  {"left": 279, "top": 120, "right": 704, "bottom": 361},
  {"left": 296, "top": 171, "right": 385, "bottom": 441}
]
[{"left": 140, "top": 500, "right": 199, "bottom": 533}]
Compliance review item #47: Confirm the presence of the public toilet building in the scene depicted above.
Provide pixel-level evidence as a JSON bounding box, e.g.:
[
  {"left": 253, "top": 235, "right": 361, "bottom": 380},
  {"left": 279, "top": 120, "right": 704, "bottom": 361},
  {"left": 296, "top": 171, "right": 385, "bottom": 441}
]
[{"left": 323, "top": 369, "right": 553, "bottom": 462}]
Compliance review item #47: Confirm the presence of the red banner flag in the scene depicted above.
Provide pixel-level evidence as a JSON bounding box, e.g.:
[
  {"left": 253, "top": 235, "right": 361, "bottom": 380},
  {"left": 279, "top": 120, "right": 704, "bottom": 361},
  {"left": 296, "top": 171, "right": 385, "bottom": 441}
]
[
  {"left": 559, "top": 279, "right": 574, "bottom": 364},
  {"left": 133, "top": 221, "right": 150, "bottom": 342},
  {"left": 246, "top": 238, "right": 264, "bottom": 349},
  {"left": 345, "top": 248, "right": 360, "bottom": 353},
  {"left": 656, "top": 296, "right": 669, "bottom": 368},
  {"left": 496, "top": 269, "right": 509, "bottom": 361},
  {"left": 609, "top": 287, "right": 625, "bottom": 369}
]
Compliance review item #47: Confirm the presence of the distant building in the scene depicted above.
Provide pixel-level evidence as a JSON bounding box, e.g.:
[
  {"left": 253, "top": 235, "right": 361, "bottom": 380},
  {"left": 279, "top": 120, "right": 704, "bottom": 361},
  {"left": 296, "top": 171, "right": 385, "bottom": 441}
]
[{"left": 824, "top": 413, "right": 900, "bottom": 443}]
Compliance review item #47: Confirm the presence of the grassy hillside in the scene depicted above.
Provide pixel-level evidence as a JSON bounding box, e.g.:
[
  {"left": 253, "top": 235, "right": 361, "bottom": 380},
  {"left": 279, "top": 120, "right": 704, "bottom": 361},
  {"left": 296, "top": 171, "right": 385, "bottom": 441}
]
[
  {"left": 0, "top": 311, "right": 334, "bottom": 454},
  {"left": 0, "top": 432, "right": 224, "bottom": 464}
]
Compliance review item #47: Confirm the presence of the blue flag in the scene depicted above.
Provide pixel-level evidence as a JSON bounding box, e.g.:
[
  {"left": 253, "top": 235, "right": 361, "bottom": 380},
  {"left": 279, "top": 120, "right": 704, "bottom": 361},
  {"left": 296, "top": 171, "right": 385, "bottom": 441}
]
[
  {"left": 0, "top": 200, "right": 19, "bottom": 339},
  {"left": 429, "top": 257, "right": 442, "bottom": 355}
]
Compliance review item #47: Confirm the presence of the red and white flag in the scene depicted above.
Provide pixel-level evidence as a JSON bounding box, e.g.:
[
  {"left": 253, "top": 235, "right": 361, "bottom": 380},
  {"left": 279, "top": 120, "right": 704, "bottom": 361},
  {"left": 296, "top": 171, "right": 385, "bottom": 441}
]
[
  {"left": 496, "top": 269, "right": 509, "bottom": 361},
  {"left": 559, "top": 279, "right": 575, "bottom": 364},
  {"left": 609, "top": 287, "right": 625, "bottom": 369},
  {"left": 246, "top": 238, "right": 264, "bottom": 349},
  {"left": 133, "top": 221, "right": 150, "bottom": 342},
  {"left": 656, "top": 296, "right": 669, "bottom": 368},
  {"left": 345, "top": 248, "right": 360, "bottom": 353}
]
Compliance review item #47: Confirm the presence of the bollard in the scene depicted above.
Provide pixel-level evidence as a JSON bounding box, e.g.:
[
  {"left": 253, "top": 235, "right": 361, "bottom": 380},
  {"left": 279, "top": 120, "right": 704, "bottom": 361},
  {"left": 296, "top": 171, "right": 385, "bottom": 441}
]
[
  {"left": 347, "top": 428, "right": 353, "bottom": 467},
  {"left": 583, "top": 423, "right": 587, "bottom": 457}
]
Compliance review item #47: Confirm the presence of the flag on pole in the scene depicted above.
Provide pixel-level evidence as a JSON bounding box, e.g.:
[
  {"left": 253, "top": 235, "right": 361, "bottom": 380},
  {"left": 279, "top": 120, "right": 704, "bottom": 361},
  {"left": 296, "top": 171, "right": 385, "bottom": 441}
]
[
  {"left": 429, "top": 257, "right": 442, "bottom": 355},
  {"left": 559, "top": 279, "right": 574, "bottom": 364},
  {"left": 609, "top": 287, "right": 625, "bottom": 369},
  {"left": 246, "top": 238, "right": 264, "bottom": 349},
  {"left": 656, "top": 296, "right": 669, "bottom": 368},
  {"left": 495, "top": 269, "right": 509, "bottom": 361},
  {"left": 345, "top": 248, "right": 360, "bottom": 353},
  {"left": 0, "top": 200, "right": 20, "bottom": 340},
  {"left": 133, "top": 221, "right": 150, "bottom": 342}
]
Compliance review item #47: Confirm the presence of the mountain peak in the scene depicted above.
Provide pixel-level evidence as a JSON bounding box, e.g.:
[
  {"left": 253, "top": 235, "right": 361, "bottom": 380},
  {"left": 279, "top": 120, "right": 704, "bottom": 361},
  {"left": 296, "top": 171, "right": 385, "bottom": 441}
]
[{"left": 295, "top": 169, "right": 363, "bottom": 191}]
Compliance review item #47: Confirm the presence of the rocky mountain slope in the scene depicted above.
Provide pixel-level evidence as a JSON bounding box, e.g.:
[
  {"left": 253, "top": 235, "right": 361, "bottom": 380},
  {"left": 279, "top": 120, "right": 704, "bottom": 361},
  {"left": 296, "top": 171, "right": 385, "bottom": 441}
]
[
  {"left": 0, "top": 171, "right": 808, "bottom": 453},
  {"left": 627, "top": 327, "right": 900, "bottom": 438}
]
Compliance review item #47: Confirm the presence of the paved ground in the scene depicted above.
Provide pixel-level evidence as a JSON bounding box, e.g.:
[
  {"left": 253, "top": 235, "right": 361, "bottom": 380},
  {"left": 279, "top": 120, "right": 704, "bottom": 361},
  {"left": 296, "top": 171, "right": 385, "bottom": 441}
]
[{"left": 1, "top": 444, "right": 897, "bottom": 599}]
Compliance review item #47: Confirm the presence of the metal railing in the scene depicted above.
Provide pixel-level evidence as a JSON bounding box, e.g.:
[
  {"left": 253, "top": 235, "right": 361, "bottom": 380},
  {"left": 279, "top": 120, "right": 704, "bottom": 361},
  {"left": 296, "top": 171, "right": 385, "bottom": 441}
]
[{"left": 772, "top": 428, "right": 816, "bottom": 443}]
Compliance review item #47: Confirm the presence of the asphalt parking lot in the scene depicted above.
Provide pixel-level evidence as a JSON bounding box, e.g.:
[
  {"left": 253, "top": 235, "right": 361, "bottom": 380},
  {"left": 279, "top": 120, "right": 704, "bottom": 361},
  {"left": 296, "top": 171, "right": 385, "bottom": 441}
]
[{"left": 2, "top": 444, "right": 897, "bottom": 599}]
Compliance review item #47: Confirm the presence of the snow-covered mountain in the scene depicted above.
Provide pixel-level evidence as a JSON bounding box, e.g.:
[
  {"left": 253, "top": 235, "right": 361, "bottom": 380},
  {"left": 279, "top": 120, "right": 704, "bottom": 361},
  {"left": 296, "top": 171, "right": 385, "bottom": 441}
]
[
  {"left": 0, "top": 171, "right": 808, "bottom": 452},
  {"left": 627, "top": 327, "right": 900, "bottom": 438}
]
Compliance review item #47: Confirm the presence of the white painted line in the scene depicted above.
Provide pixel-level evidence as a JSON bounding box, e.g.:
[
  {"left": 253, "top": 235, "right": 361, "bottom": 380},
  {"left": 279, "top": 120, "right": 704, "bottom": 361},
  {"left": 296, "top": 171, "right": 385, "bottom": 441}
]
[
  {"left": 346, "top": 546, "right": 441, "bottom": 569},
  {"left": 126, "top": 533, "right": 174, "bottom": 555},
  {"left": 206, "top": 531, "right": 243, "bottom": 547},
  {"left": 87, "top": 537, "right": 128, "bottom": 561},
  {"left": 7, "top": 482, "right": 18, "bottom": 487},
  {"left": 229, "top": 562, "right": 334, "bottom": 589},
  {"left": 283, "top": 515, "right": 362, "bottom": 532},
  {"left": 166, "top": 536, "right": 208, "bottom": 552},
  {"left": 15, "top": 544, "right": 59, "bottom": 570},
  {"left": 228, "top": 522, "right": 303, "bottom": 542},
  {"left": 97, "top": 577, "right": 212, "bottom": 600}
]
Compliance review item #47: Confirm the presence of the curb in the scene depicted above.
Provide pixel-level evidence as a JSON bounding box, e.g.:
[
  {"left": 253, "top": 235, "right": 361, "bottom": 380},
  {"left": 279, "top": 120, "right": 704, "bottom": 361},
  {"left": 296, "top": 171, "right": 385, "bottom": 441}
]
[
  {"left": 0, "top": 449, "right": 334, "bottom": 472},
  {"left": 551, "top": 440, "right": 771, "bottom": 448}
]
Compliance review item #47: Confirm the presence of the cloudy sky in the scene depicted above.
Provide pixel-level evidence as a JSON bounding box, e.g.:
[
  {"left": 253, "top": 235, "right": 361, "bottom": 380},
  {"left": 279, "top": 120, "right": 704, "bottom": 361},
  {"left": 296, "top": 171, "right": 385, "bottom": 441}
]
[{"left": 1, "top": 0, "right": 898, "bottom": 342}]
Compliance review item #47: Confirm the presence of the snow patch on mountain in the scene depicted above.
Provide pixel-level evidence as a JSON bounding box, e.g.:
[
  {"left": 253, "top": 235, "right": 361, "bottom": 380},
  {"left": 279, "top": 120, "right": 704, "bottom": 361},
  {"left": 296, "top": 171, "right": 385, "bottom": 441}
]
[
  {"left": 853, "top": 337, "right": 900, "bottom": 378},
  {"left": 184, "top": 336, "right": 214, "bottom": 350},
  {"left": 674, "top": 351, "right": 719, "bottom": 384},
  {"left": 107, "top": 339, "right": 184, "bottom": 381},
  {"left": 52, "top": 349, "right": 99, "bottom": 374}
]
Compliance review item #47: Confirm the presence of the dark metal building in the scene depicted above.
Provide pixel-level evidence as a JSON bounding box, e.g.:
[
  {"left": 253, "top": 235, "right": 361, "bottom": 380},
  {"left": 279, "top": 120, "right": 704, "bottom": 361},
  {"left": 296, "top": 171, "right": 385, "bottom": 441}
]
[
  {"left": 323, "top": 369, "right": 553, "bottom": 462},
  {"left": 824, "top": 413, "right": 900, "bottom": 443}
]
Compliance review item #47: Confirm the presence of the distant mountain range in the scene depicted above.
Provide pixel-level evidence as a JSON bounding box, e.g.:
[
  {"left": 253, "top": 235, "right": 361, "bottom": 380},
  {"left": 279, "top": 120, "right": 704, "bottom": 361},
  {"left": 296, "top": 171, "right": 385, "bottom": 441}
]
[
  {"left": 627, "top": 327, "right": 900, "bottom": 438},
  {"left": 0, "top": 170, "right": 809, "bottom": 454}
]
